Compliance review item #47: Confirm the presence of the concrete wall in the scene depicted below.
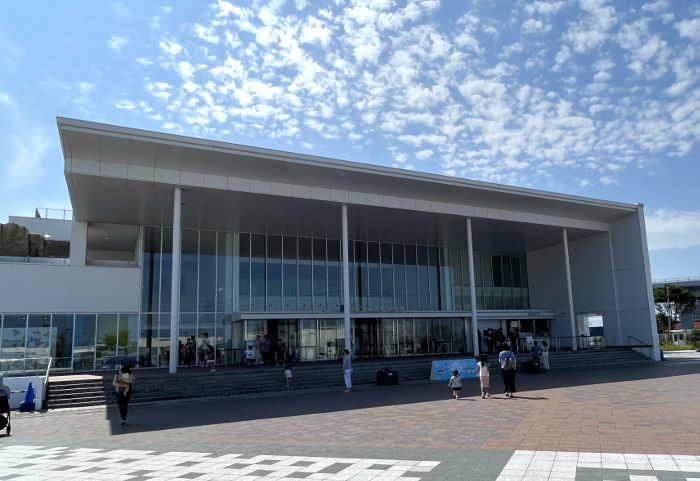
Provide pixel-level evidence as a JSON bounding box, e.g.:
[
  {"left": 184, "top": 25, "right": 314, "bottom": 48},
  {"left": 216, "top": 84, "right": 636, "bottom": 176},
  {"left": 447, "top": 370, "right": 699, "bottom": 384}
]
[
  {"left": 609, "top": 208, "right": 659, "bottom": 358},
  {"left": 568, "top": 232, "right": 620, "bottom": 345},
  {"left": 527, "top": 244, "right": 570, "bottom": 338},
  {"left": 0, "top": 263, "right": 140, "bottom": 313},
  {"left": 69, "top": 221, "right": 87, "bottom": 266}
]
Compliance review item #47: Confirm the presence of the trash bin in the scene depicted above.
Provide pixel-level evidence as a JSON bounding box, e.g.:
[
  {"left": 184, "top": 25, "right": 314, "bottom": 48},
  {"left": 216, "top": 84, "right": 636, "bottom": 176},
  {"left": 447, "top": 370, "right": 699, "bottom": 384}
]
[{"left": 377, "top": 369, "right": 398, "bottom": 385}]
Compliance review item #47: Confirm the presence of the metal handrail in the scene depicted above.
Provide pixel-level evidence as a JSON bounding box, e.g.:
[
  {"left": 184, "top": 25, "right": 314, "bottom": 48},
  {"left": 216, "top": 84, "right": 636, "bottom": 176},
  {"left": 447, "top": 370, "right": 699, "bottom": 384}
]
[
  {"left": 0, "top": 356, "right": 54, "bottom": 377},
  {"left": 42, "top": 358, "right": 53, "bottom": 405}
]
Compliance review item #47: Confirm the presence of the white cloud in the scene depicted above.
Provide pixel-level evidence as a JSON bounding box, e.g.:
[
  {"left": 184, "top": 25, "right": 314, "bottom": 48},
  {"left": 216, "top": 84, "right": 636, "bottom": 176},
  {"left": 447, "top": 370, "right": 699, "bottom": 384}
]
[
  {"left": 522, "top": 19, "right": 550, "bottom": 34},
  {"left": 415, "top": 149, "right": 433, "bottom": 160},
  {"left": 646, "top": 209, "right": 700, "bottom": 250},
  {"left": 108, "top": 36, "right": 127, "bottom": 51},
  {"left": 675, "top": 18, "right": 700, "bottom": 41},
  {"left": 159, "top": 40, "right": 183, "bottom": 56},
  {"left": 641, "top": 0, "right": 670, "bottom": 14}
]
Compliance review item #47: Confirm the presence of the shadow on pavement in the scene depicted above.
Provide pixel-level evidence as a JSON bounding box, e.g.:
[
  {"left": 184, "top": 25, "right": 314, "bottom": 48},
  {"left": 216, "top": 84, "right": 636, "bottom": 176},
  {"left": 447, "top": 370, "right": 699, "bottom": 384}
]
[{"left": 99, "top": 359, "right": 700, "bottom": 436}]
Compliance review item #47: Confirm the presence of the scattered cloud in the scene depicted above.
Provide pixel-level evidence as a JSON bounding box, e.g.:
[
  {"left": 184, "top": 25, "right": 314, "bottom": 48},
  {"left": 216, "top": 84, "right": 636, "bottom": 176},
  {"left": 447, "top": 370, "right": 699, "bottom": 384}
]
[
  {"left": 108, "top": 36, "right": 127, "bottom": 51},
  {"left": 646, "top": 209, "right": 700, "bottom": 250}
]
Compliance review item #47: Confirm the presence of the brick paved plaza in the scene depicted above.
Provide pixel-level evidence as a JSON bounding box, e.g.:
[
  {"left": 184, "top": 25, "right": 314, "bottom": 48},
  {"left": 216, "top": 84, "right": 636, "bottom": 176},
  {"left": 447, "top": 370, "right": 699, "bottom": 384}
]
[{"left": 1, "top": 357, "right": 699, "bottom": 480}]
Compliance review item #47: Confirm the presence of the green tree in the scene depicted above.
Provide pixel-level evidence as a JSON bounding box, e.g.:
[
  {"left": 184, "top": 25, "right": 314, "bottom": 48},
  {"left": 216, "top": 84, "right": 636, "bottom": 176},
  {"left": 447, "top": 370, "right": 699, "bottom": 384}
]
[{"left": 653, "top": 283, "right": 696, "bottom": 332}]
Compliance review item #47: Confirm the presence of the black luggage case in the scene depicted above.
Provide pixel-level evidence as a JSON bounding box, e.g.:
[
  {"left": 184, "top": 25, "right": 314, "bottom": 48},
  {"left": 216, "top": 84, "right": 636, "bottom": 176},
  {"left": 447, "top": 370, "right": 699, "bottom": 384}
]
[{"left": 376, "top": 369, "right": 398, "bottom": 385}]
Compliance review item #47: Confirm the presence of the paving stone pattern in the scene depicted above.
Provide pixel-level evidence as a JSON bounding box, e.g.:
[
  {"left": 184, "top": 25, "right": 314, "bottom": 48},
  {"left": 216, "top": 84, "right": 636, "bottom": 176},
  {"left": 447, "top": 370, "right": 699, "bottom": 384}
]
[{"left": 0, "top": 445, "right": 440, "bottom": 480}]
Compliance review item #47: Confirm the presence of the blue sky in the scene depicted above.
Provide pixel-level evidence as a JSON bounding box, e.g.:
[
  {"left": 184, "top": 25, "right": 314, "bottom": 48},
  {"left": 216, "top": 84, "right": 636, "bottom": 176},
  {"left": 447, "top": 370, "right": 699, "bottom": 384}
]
[{"left": 0, "top": 0, "right": 698, "bottom": 280}]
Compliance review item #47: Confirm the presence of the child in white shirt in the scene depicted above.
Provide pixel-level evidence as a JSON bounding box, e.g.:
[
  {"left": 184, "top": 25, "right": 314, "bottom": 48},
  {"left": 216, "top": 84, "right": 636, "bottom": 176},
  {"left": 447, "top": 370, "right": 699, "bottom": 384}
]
[
  {"left": 477, "top": 354, "right": 491, "bottom": 398},
  {"left": 284, "top": 364, "right": 293, "bottom": 389},
  {"left": 447, "top": 370, "right": 462, "bottom": 399}
]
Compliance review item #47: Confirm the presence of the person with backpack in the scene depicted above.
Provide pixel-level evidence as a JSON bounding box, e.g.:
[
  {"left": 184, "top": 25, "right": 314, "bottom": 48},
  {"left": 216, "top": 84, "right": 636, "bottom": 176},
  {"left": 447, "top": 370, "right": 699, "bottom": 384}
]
[{"left": 499, "top": 343, "right": 517, "bottom": 398}]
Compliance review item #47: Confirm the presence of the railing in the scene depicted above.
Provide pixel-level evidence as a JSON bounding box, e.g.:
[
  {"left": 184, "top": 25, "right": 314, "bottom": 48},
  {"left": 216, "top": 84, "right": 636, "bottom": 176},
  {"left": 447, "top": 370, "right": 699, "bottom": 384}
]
[
  {"left": 0, "top": 356, "right": 54, "bottom": 376},
  {"left": 652, "top": 276, "right": 700, "bottom": 285},
  {"left": 34, "top": 208, "right": 72, "bottom": 220},
  {"left": 0, "top": 255, "right": 70, "bottom": 265}
]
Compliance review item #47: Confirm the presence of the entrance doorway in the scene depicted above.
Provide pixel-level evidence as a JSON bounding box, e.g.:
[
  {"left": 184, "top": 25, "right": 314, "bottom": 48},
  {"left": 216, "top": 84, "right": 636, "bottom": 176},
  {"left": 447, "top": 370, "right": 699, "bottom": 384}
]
[{"left": 353, "top": 318, "right": 379, "bottom": 357}]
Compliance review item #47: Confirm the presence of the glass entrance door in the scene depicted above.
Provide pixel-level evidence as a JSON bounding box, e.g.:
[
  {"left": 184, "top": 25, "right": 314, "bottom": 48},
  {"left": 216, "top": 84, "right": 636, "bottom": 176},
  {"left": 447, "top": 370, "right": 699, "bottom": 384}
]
[{"left": 353, "top": 318, "right": 378, "bottom": 357}]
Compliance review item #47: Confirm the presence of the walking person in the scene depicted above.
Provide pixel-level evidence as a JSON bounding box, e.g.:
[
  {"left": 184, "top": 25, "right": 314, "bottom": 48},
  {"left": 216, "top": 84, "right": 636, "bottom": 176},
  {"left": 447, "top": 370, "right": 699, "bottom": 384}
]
[
  {"left": 261, "top": 335, "right": 272, "bottom": 365},
  {"left": 531, "top": 340, "right": 541, "bottom": 367},
  {"left": 284, "top": 364, "right": 293, "bottom": 389},
  {"left": 253, "top": 335, "right": 263, "bottom": 365},
  {"left": 447, "top": 369, "right": 462, "bottom": 399},
  {"left": 499, "top": 343, "right": 517, "bottom": 398},
  {"left": 113, "top": 365, "right": 134, "bottom": 425},
  {"left": 342, "top": 349, "right": 352, "bottom": 392},
  {"left": 477, "top": 354, "right": 491, "bottom": 398},
  {"left": 540, "top": 340, "right": 550, "bottom": 371}
]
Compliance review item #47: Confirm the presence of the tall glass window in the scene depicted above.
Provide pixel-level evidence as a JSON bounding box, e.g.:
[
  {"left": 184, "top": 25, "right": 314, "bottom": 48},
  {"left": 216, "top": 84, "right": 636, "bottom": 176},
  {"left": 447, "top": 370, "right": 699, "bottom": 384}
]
[
  {"left": 312, "top": 238, "right": 327, "bottom": 312},
  {"left": 160, "top": 228, "right": 173, "bottom": 312},
  {"left": 178, "top": 313, "right": 197, "bottom": 365},
  {"left": 367, "top": 242, "right": 381, "bottom": 310},
  {"left": 238, "top": 233, "right": 250, "bottom": 312},
  {"left": 51, "top": 314, "right": 74, "bottom": 369},
  {"left": 26, "top": 314, "right": 51, "bottom": 363},
  {"left": 180, "top": 229, "right": 199, "bottom": 312},
  {"left": 141, "top": 226, "right": 161, "bottom": 312},
  {"left": 298, "top": 237, "right": 312, "bottom": 310},
  {"left": 267, "top": 235, "right": 282, "bottom": 311},
  {"left": 393, "top": 244, "right": 406, "bottom": 310},
  {"left": 405, "top": 245, "right": 418, "bottom": 310},
  {"left": 158, "top": 314, "right": 171, "bottom": 368},
  {"left": 250, "top": 234, "right": 266, "bottom": 311},
  {"left": 2, "top": 315, "right": 27, "bottom": 363},
  {"left": 449, "top": 248, "right": 462, "bottom": 310},
  {"left": 139, "top": 313, "right": 157, "bottom": 367},
  {"left": 427, "top": 246, "right": 439, "bottom": 311},
  {"left": 118, "top": 314, "right": 139, "bottom": 357},
  {"left": 73, "top": 314, "right": 96, "bottom": 371},
  {"left": 283, "top": 236, "right": 298, "bottom": 311},
  {"left": 96, "top": 314, "right": 118, "bottom": 370},
  {"left": 417, "top": 245, "right": 430, "bottom": 310},
  {"left": 198, "top": 230, "right": 217, "bottom": 312},
  {"left": 380, "top": 243, "right": 393, "bottom": 309},
  {"left": 216, "top": 231, "right": 236, "bottom": 313},
  {"left": 355, "top": 241, "right": 368, "bottom": 311},
  {"left": 327, "top": 239, "right": 341, "bottom": 312}
]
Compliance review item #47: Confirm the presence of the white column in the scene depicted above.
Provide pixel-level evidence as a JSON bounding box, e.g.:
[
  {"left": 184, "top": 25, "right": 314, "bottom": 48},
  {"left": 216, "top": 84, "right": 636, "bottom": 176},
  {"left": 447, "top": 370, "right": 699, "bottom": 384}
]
[
  {"left": 562, "top": 228, "right": 577, "bottom": 351},
  {"left": 607, "top": 231, "right": 622, "bottom": 346},
  {"left": 467, "top": 218, "right": 479, "bottom": 355},
  {"left": 169, "top": 187, "right": 182, "bottom": 373},
  {"left": 341, "top": 205, "right": 352, "bottom": 352}
]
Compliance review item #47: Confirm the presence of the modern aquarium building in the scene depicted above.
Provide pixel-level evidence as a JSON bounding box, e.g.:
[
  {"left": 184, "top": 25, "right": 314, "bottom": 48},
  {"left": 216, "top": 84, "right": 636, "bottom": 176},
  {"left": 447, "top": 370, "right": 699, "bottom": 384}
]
[{"left": 0, "top": 118, "right": 660, "bottom": 373}]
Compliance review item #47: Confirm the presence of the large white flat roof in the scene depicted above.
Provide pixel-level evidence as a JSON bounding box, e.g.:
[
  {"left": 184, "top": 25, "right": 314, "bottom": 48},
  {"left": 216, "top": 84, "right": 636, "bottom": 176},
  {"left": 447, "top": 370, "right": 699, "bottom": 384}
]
[{"left": 57, "top": 117, "right": 640, "bottom": 248}]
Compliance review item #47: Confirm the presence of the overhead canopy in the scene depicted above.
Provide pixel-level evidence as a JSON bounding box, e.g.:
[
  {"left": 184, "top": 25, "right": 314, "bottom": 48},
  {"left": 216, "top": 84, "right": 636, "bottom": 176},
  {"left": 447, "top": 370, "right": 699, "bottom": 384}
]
[{"left": 58, "top": 117, "right": 639, "bottom": 250}]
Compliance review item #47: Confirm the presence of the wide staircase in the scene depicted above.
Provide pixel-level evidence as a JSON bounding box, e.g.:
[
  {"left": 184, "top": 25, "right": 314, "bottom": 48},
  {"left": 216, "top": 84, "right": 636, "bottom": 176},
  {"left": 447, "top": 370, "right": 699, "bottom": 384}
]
[{"left": 45, "top": 347, "right": 652, "bottom": 409}]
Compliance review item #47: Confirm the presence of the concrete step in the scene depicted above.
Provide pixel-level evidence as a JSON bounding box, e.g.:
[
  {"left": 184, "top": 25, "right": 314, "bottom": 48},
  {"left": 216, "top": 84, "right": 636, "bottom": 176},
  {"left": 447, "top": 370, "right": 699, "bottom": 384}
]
[{"left": 44, "top": 350, "right": 652, "bottom": 409}]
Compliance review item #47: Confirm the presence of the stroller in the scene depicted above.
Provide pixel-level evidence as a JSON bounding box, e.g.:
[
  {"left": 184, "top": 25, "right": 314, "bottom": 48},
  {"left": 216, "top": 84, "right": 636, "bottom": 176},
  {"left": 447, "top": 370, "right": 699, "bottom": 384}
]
[{"left": 0, "top": 384, "right": 10, "bottom": 436}]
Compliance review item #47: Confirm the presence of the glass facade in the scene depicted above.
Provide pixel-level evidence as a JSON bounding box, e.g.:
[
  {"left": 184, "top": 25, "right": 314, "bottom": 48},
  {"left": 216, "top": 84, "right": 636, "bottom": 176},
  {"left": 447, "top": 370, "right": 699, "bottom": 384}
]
[
  {"left": 0, "top": 226, "right": 533, "bottom": 371},
  {"left": 140, "top": 227, "right": 530, "bottom": 316}
]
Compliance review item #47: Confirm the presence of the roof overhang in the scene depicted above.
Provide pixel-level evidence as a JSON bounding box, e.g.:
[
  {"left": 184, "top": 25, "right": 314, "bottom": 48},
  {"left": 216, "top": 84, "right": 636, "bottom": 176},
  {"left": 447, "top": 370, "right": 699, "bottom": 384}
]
[{"left": 58, "top": 117, "right": 640, "bottom": 250}]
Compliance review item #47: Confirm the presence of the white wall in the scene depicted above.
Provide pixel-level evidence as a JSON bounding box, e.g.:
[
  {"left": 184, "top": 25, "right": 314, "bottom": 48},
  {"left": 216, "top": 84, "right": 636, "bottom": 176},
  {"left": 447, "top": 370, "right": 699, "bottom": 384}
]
[
  {"left": 526, "top": 244, "right": 570, "bottom": 338},
  {"left": 0, "top": 263, "right": 140, "bottom": 313},
  {"left": 568, "top": 232, "right": 620, "bottom": 345},
  {"left": 609, "top": 208, "right": 659, "bottom": 357},
  {"left": 69, "top": 221, "right": 87, "bottom": 266}
]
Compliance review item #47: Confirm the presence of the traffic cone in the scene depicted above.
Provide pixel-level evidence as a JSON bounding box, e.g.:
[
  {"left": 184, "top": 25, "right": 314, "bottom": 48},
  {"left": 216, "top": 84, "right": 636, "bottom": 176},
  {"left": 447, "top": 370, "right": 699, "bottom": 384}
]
[{"left": 25, "top": 382, "right": 35, "bottom": 403}]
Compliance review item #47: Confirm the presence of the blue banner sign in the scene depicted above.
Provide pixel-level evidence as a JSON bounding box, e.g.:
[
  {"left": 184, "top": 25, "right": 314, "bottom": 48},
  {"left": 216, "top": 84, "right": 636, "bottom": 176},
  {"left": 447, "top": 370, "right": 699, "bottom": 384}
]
[{"left": 430, "top": 358, "right": 478, "bottom": 380}]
